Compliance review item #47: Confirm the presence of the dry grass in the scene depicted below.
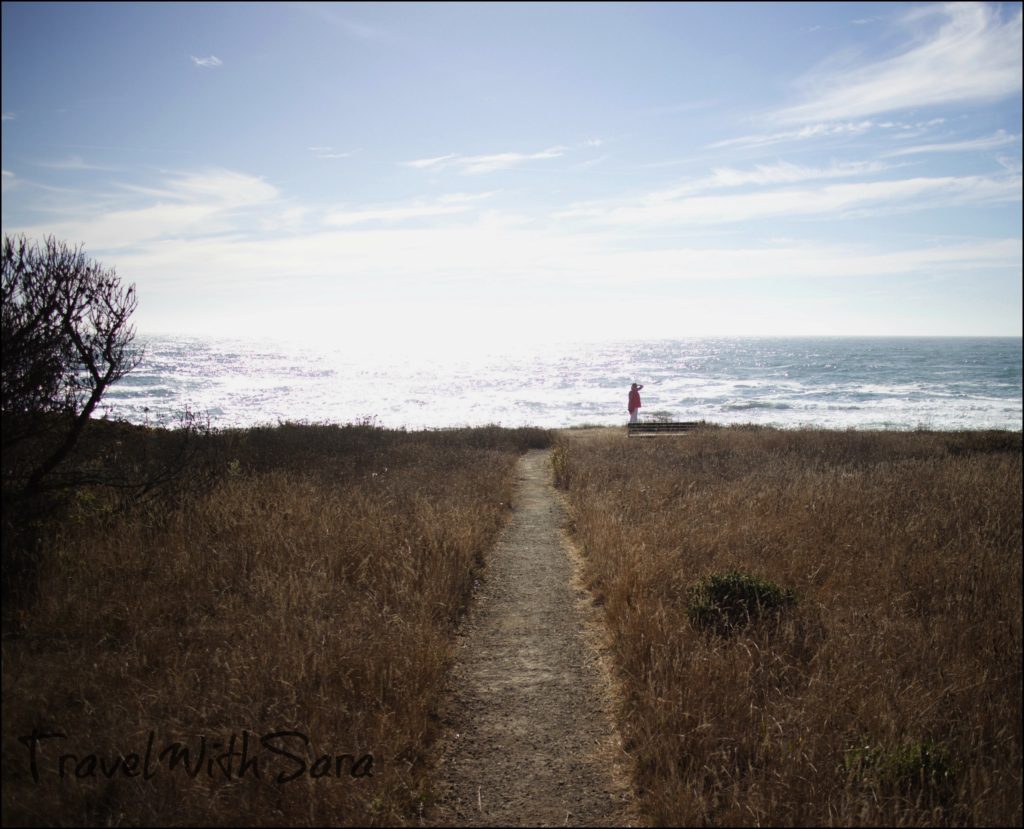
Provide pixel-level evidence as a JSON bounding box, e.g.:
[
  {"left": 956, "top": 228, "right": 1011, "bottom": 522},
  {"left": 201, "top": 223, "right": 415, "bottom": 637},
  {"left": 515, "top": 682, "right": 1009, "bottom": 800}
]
[
  {"left": 2, "top": 422, "right": 551, "bottom": 826},
  {"left": 555, "top": 425, "right": 1022, "bottom": 827}
]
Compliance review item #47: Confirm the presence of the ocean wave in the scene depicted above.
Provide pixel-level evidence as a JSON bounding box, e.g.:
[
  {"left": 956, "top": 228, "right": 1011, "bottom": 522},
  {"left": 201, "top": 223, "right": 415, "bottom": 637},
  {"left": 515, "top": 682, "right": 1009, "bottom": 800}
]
[
  {"left": 118, "top": 335, "right": 1022, "bottom": 432},
  {"left": 723, "top": 400, "right": 793, "bottom": 411}
]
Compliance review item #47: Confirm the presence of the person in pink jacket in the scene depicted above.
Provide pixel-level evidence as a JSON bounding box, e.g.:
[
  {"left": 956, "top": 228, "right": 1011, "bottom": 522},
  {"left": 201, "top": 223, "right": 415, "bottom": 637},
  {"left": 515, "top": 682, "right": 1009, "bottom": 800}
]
[{"left": 628, "top": 383, "right": 643, "bottom": 423}]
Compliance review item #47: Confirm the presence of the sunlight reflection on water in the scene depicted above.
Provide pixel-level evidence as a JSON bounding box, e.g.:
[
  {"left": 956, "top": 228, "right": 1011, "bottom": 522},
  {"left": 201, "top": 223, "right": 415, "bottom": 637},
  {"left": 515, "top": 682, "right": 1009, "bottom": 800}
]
[{"left": 105, "top": 336, "right": 1023, "bottom": 431}]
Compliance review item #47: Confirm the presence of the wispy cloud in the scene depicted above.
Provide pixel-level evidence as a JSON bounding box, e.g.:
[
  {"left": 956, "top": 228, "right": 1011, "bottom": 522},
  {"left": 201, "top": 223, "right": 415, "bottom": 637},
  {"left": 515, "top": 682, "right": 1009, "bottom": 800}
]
[
  {"left": 994, "top": 154, "right": 1023, "bottom": 175},
  {"left": 639, "top": 100, "right": 717, "bottom": 118},
  {"left": 402, "top": 153, "right": 459, "bottom": 170},
  {"left": 573, "top": 155, "right": 610, "bottom": 171},
  {"left": 775, "top": 2, "right": 1022, "bottom": 123},
  {"left": 301, "top": 3, "right": 392, "bottom": 42},
  {"left": 402, "top": 146, "right": 567, "bottom": 175},
  {"left": 711, "top": 116, "right": 955, "bottom": 151},
  {"left": 4, "top": 168, "right": 278, "bottom": 250},
  {"left": 6, "top": 157, "right": 1017, "bottom": 341},
  {"left": 558, "top": 172, "right": 1021, "bottom": 227},
  {"left": 163, "top": 169, "right": 277, "bottom": 207},
  {"left": 1, "top": 112, "right": 16, "bottom": 121},
  {"left": 105, "top": 221, "right": 1022, "bottom": 308},
  {"left": 883, "top": 129, "right": 1021, "bottom": 157},
  {"left": 34, "top": 155, "right": 116, "bottom": 171},
  {"left": 323, "top": 192, "right": 495, "bottom": 226},
  {"left": 592, "top": 237, "right": 1022, "bottom": 284},
  {"left": 709, "top": 120, "right": 876, "bottom": 149},
  {"left": 190, "top": 55, "right": 223, "bottom": 68},
  {"left": 561, "top": 160, "right": 894, "bottom": 215},
  {"left": 704, "top": 160, "right": 889, "bottom": 188},
  {"left": 309, "top": 146, "right": 356, "bottom": 160},
  {"left": 458, "top": 147, "right": 566, "bottom": 174},
  {"left": 323, "top": 203, "right": 467, "bottom": 226}
]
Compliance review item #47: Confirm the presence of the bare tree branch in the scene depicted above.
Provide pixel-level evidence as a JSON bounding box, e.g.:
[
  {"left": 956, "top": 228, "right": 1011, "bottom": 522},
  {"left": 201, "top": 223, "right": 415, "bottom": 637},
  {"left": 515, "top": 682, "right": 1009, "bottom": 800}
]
[{"left": 2, "top": 234, "right": 141, "bottom": 497}]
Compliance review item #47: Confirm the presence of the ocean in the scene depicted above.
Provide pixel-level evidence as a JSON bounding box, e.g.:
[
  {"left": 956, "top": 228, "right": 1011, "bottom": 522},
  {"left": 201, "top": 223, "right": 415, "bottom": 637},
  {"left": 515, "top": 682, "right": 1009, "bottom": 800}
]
[{"left": 103, "top": 336, "right": 1023, "bottom": 432}]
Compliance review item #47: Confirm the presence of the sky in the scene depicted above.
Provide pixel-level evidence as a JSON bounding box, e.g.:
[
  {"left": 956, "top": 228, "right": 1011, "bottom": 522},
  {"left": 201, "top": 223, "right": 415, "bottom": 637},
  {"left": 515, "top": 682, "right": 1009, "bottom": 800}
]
[{"left": 2, "top": 1, "right": 1022, "bottom": 350}]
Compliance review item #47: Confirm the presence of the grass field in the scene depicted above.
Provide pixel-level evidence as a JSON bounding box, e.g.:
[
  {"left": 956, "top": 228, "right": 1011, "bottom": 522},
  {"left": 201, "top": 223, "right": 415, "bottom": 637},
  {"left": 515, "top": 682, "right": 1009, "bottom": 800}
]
[
  {"left": 5, "top": 420, "right": 1020, "bottom": 826},
  {"left": 554, "top": 425, "right": 1022, "bottom": 826},
  {"left": 2, "top": 422, "right": 551, "bottom": 827}
]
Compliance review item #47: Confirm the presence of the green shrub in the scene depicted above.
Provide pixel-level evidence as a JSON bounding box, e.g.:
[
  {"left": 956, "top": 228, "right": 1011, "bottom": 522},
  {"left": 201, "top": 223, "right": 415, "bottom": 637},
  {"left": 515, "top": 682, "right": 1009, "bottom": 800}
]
[
  {"left": 687, "top": 570, "right": 797, "bottom": 634},
  {"left": 843, "top": 739, "right": 958, "bottom": 802}
]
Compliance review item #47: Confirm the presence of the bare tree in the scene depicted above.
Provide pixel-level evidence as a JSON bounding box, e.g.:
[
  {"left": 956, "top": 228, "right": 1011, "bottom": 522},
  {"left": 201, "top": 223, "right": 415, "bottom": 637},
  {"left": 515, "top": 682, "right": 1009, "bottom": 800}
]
[{"left": 1, "top": 234, "right": 141, "bottom": 495}]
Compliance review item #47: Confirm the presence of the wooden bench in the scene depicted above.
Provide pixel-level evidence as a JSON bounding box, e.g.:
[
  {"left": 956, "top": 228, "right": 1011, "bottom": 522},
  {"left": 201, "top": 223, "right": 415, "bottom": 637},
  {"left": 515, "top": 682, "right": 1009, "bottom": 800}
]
[{"left": 627, "top": 421, "right": 702, "bottom": 437}]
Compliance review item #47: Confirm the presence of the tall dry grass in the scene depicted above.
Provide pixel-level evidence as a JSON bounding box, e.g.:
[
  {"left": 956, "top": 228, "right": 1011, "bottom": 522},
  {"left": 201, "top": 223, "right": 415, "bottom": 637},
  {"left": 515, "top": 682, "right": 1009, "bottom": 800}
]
[
  {"left": 555, "top": 426, "right": 1022, "bottom": 826},
  {"left": 2, "top": 422, "right": 551, "bottom": 826}
]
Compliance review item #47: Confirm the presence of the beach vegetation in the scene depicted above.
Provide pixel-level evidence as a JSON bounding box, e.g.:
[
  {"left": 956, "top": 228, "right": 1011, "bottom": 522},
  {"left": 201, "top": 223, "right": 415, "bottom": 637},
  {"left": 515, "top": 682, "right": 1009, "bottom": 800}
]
[
  {"left": 842, "top": 737, "right": 959, "bottom": 804},
  {"left": 686, "top": 570, "right": 796, "bottom": 635},
  {"left": 1, "top": 234, "right": 141, "bottom": 497},
  {"left": 1, "top": 421, "right": 552, "bottom": 826},
  {"left": 0, "top": 234, "right": 179, "bottom": 600},
  {"left": 555, "top": 425, "right": 1022, "bottom": 826}
]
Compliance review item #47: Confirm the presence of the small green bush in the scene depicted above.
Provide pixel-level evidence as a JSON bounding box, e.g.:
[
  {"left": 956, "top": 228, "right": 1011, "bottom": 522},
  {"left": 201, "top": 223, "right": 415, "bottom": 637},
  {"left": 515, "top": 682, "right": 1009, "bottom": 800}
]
[
  {"left": 687, "top": 570, "right": 796, "bottom": 634},
  {"left": 843, "top": 739, "right": 958, "bottom": 801}
]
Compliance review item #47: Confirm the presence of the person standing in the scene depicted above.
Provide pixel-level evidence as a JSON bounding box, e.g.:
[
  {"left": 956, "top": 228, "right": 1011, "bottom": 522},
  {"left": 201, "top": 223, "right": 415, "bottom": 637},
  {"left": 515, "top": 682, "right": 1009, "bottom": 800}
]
[{"left": 628, "top": 383, "right": 643, "bottom": 423}]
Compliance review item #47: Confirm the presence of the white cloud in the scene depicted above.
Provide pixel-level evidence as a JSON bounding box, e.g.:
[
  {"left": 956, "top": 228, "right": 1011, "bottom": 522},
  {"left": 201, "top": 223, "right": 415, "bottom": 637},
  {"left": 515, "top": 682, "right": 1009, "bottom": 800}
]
[
  {"left": 402, "top": 146, "right": 567, "bottom": 175},
  {"left": 884, "top": 129, "right": 1021, "bottom": 157},
  {"left": 107, "top": 220, "right": 1021, "bottom": 324},
  {"left": 775, "top": 3, "right": 1022, "bottom": 123},
  {"left": 324, "top": 203, "right": 470, "bottom": 226},
  {"left": 323, "top": 192, "right": 496, "bottom": 226},
  {"left": 164, "top": 169, "right": 278, "bottom": 207},
  {"left": 558, "top": 159, "right": 901, "bottom": 217},
  {"left": 34, "top": 155, "right": 115, "bottom": 171},
  {"left": 4, "top": 169, "right": 278, "bottom": 250},
  {"left": 9, "top": 203, "right": 224, "bottom": 251},
  {"left": 705, "top": 160, "right": 889, "bottom": 188},
  {"left": 435, "top": 191, "right": 499, "bottom": 204},
  {"left": 7, "top": 161, "right": 1018, "bottom": 343},
  {"left": 1, "top": 112, "right": 15, "bottom": 121},
  {"left": 309, "top": 146, "right": 356, "bottom": 160},
  {"left": 402, "top": 153, "right": 459, "bottom": 170},
  {"left": 457, "top": 146, "right": 566, "bottom": 174},
  {"left": 712, "top": 118, "right": 956, "bottom": 150},
  {"left": 616, "top": 160, "right": 892, "bottom": 203},
  {"left": 994, "top": 154, "right": 1023, "bottom": 174},
  {"left": 1, "top": 169, "right": 17, "bottom": 192},
  {"left": 709, "top": 120, "right": 876, "bottom": 149},
  {"left": 594, "top": 238, "right": 1022, "bottom": 284},
  {"left": 573, "top": 155, "right": 610, "bottom": 171},
  {"left": 258, "top": 205, "right": 311, "bottom": 232},
  {"left": 558, "top": 173, "right": 1021, "bottom": 227},
  {"left": 190, "top": 55, "right": 223, "bottom": 68}
]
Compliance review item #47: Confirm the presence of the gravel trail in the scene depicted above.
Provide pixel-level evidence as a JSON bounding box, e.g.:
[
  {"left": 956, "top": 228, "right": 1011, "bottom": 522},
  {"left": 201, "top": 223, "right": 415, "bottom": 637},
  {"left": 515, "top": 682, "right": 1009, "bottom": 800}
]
[{"left": 428, "top": 448, "right": 640, "bottom": 827}]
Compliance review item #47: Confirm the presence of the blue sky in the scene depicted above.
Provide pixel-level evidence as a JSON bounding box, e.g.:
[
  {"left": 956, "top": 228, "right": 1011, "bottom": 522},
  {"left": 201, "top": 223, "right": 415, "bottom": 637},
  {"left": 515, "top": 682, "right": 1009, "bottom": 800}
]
[{"left": 2, "top": 1, "right": 1021, "bottom": 348}]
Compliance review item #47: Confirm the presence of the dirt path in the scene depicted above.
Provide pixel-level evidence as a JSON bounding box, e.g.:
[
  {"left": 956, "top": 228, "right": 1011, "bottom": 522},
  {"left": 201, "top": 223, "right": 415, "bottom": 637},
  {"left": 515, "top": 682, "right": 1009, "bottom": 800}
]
[{"left": 428, "top": 449, "right": 640, "bottom": 827}]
